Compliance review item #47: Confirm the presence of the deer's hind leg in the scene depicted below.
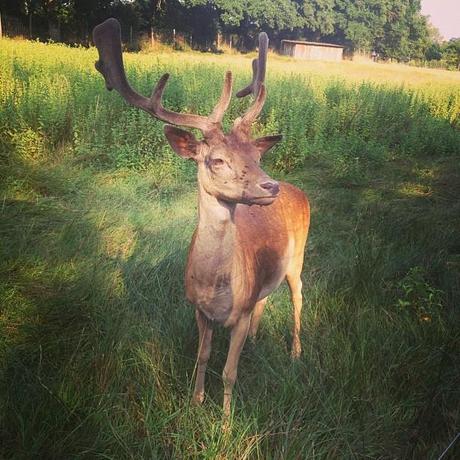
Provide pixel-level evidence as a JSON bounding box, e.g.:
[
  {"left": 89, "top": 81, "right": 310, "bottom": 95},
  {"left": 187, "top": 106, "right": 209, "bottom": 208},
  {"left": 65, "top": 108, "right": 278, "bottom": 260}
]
[
  {"left": 286, "top": 272, "right": 302, "bottom": 359},
  {"left": 286, "top": 250, "right": 306, "bottom": 359}
]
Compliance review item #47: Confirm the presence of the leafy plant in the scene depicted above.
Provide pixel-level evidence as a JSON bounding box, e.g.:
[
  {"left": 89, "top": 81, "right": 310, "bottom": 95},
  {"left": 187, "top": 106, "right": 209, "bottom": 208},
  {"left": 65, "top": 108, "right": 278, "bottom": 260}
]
[{"left": 396, "top": 266, "right": 444, "bottom": 322}]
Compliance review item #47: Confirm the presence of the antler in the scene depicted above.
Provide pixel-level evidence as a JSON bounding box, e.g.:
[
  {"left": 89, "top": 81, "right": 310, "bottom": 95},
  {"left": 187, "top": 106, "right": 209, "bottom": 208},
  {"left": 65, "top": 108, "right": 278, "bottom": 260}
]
[
  {"left": 236, "top": 32, "right": 268, "bottom": 98},
  {"left": 92, "top": 18, "right": 232, "bottom": 136},
  {"left": 232, "top": 85, "right": 266, "bottom": 137},
  {"left": 232, "top": 32, "right": 269, "bottom": 137}
]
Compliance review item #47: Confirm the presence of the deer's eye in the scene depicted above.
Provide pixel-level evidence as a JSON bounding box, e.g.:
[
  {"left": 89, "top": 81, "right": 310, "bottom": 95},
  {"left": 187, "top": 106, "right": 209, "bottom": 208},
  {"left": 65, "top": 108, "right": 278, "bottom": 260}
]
[{"left": 210, "top": 158, "right": 225, "bottom": 167}]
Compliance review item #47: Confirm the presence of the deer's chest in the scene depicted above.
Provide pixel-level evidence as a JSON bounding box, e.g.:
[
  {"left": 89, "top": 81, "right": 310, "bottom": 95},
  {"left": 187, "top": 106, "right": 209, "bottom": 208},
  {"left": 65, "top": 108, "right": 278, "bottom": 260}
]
[
  {"left": 185, "top": 233, "right": 235, "bottom": 323},
  {"left": 185, "top": 240, "right": 289, "bottom": 324},
  {"left": 185, "top": 261, "right": 233, "bottom": 323}
]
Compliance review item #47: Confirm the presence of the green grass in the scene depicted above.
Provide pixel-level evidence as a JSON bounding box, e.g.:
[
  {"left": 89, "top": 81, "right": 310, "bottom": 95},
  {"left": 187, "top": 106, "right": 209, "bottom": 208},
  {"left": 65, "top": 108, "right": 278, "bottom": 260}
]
[{"left": 0, "top": 38, "right": 459, "bottom": 458}]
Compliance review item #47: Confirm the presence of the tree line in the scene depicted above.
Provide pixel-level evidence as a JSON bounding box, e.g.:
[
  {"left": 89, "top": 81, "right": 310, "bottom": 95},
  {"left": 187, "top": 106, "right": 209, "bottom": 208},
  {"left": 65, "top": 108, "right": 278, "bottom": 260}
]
[{"left": 1, "top": 0, "right": 459, "bottom": 67}]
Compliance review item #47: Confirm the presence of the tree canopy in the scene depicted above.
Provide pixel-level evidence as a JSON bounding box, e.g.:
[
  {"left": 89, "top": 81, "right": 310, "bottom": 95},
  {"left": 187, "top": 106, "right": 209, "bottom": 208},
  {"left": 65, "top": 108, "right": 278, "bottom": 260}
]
[{"left": 0, "top": 0, "right": 456, "bottom": 64}]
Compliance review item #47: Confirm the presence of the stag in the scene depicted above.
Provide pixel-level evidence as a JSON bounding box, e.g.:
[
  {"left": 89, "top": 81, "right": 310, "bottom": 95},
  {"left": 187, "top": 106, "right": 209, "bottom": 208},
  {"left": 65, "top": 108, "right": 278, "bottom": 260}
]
[{"left": 93, "top": 19, "right": 310, "bottom": 416}]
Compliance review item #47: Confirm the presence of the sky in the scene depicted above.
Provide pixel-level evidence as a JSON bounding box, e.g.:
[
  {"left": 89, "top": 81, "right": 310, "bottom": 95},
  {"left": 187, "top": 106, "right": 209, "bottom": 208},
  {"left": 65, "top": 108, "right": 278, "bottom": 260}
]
[{"left": 421, "top": 0, "right": 460, "bottom": 40}]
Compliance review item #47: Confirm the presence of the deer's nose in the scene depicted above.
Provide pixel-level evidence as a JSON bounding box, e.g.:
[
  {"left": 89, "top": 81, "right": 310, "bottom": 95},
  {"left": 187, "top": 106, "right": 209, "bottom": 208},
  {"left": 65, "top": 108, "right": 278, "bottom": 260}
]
[{"left": 259, "top": 180, "right": 280, "bottom": 195}]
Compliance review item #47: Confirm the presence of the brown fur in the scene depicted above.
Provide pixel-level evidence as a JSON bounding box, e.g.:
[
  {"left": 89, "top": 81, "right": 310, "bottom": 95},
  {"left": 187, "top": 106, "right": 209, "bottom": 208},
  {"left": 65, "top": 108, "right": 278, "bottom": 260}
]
[
  {"left": 184, "top": 176, "right": 310, "bottom": 415},
  {"left": 213, "top": 182, "right": 309, "bottom": 326},
  {"left": 91, "top": 20, "right": 310, "bottom": 414}
]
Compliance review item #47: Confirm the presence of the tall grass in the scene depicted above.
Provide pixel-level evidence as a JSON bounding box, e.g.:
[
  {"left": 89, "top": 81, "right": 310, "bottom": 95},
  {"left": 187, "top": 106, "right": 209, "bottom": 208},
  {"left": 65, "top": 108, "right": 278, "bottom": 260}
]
[
  {"left": 1, "top": 38, "right": 459, "bottom": 458},
  {"left": 1, "top": 38, "right": 459, "bottom": 174}
]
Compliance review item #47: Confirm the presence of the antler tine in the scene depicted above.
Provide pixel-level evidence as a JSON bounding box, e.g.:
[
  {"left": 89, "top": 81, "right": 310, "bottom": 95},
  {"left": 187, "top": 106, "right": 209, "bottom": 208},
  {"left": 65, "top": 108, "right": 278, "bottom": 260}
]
[
  {"left": 209, "top": 71, "right": 233, "bottom": 124},
  {"left": 235, "top": 59, "right": 258, "bottom": 98},
  {"left": 232, "top": 84, "right": 266, "bottom": 137},
  {"left": 93, "top": 18, "right": 215, "bottom": 133},
  {"left": 93, "top": 18, "right": 151, "bottom": 111},
  {"left": 232, "top": 32, "right": 268, "bottom": 137},
  {"left": 236, "top": 32, "right": 268, "bottom": 98},
  {"left": 151, "top": 71, "right": 232, "bottom": 133},
  {"left": 232, "top": 32, "right": 268, "bottom": 136},
  {"left": 149, "top": 73, "right": 215, "bottom": 132}
]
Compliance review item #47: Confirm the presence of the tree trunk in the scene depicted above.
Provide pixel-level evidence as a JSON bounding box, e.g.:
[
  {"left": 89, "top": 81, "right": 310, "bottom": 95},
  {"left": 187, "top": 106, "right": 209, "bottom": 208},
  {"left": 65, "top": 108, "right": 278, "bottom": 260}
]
[{"left": 48, "top": 19, "right": 61, "bottom": 41}]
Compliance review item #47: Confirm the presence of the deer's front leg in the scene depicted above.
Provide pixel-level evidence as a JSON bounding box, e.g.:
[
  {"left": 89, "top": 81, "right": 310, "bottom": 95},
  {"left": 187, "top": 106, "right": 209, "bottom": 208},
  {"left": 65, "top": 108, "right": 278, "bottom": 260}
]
[
  {"left": 193, "top": 308, "right": 213, "bottom": 405},
  {"left": 249, "top": 297, "right": 267, "bottom": 340},
  {"left": 222, "top": 313, "right": 251, "bottom": 416}
]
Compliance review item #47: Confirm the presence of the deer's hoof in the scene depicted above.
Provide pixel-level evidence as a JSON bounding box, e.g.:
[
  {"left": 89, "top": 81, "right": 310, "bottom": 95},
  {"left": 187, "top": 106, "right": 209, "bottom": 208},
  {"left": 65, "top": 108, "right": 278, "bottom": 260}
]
[
  {"left": 291, "top": 343, "right": 301, "bottom": 360},
  {"left": 222, "top": 416, "right": 232, "bottom": 433},
  {"left": 192, "top": 392, "right": 204, "bottom": 405}
]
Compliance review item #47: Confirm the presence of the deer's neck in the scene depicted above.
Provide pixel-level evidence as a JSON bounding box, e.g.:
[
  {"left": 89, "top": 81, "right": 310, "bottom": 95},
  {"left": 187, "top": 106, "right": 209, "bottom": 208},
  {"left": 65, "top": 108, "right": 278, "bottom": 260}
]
[{"left": 194, "top": 186, "right": 236, "bottom": 260}]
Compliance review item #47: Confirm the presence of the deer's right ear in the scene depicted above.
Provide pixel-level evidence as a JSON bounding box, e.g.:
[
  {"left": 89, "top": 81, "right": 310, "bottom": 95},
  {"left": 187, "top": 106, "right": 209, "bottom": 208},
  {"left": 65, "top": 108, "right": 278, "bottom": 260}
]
[
  {"left": 164, "top": 125, "right": 200, "bottom": 159},
  {"left": 253, "top": 134, "right": 282, "bottom": 156}
]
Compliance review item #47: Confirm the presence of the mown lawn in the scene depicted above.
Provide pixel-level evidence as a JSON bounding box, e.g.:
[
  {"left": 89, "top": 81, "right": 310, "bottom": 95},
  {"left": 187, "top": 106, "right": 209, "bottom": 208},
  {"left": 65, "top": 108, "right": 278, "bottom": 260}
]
[{"left": 0, "top": 38, "right": 459, "bottom": 458}]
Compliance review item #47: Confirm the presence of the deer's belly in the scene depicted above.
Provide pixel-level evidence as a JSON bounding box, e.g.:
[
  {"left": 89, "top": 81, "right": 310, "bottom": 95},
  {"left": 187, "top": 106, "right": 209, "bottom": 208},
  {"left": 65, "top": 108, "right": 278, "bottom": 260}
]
[
  {"left": 257, "top": 236, "right": 295, "bottom": 300},
  {"left": 190, "top": 267, "right": 284, "bottom": 324},
  {"left": 186, "top": 237, "right": 295, "bottom": 323},
  {"left": 258, "top": 268, "right": 286, "bottom": 300}
]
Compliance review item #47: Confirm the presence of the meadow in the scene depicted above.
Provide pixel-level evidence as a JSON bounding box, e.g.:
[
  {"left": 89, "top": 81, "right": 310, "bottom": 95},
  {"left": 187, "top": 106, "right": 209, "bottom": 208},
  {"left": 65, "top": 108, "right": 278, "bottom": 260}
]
[{"left": 0, "top": 38, "right": 459, "bottom": 459}]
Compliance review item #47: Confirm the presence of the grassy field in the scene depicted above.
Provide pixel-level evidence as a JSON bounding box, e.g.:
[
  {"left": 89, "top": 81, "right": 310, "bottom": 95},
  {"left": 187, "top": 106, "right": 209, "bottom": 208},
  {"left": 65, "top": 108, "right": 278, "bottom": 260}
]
[{"left": 1, "top": 38, "right": 460, "bottom": 459}]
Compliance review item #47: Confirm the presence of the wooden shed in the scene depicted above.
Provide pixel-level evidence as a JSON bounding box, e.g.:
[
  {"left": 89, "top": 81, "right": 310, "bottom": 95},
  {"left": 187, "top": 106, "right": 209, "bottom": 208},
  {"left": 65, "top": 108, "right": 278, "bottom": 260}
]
[{"left": 281, "top": 40, "right": 344, "bottom": 62}]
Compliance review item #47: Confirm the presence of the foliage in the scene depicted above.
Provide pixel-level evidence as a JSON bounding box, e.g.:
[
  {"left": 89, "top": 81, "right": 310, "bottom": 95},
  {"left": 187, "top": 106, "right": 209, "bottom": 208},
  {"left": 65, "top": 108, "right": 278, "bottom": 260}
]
[
  {"left": 396, "top": 266, "right": 444, "bottom": 322},
  {"left": 425, "top": 42, "right": 442, "bottom": 61},
  {"left": 422, "top": 37, "right": 460, "bottom": 70},
  {"left": 1, "top": 0, "right": 441, "bottom": 61},
  {"left": 0, "top": 38, "right": 460, "bottom": 458},
  {"left": 442, "top": 38, "right": 460, "bottom": 70}
]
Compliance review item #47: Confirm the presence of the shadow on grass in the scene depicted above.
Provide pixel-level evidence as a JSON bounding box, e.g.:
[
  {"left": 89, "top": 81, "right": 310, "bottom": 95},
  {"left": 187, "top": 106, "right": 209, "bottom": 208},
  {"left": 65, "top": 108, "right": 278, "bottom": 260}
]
[
  {"left": 0, "top": 159, "right": 197, "bottom": 457},
  {"left": 292, "top": 154, "right": 460, "bottom": 457}
]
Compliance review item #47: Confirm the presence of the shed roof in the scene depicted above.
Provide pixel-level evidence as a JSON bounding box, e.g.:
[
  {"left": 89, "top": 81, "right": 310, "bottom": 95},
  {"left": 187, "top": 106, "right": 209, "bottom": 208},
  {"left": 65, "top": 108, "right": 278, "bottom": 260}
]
[{"left": 281, "top": 40, "right": 344, "bottom": 49}]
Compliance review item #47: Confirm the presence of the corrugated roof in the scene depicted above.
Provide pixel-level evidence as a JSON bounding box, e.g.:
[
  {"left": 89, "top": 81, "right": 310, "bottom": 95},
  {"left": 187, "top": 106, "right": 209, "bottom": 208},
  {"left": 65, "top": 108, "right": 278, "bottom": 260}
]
[{"left": 281, "top": 40, "right": 344, "bottom": 49}]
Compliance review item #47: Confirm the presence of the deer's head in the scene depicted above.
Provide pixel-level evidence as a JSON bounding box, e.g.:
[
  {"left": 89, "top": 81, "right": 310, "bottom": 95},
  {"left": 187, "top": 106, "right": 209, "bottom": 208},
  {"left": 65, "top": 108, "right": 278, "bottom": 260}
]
[{"left": 93, "top": 19, "right": 281, "bottom": 205}]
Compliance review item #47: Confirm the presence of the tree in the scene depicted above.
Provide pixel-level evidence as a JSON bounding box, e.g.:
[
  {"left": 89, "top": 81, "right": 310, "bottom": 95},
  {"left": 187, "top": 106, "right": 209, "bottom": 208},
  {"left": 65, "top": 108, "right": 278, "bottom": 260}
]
[
  {"left": 183, "top": 0, "right": 302, "bottom": 48},
  {"left": 425, "top": 42, "right": 442, "bottom": 61},
  {"left": 1, "top": 0, "right": 435, "bottom": 62},
  {"left": 301, "top": 0, "right": 337, "bottom": 40},
  {"left": 334, "top": 0, "right": 385, "bottom": 50},
  {"left": 442, "top": 38, "right": 460, "bottom": 70}
]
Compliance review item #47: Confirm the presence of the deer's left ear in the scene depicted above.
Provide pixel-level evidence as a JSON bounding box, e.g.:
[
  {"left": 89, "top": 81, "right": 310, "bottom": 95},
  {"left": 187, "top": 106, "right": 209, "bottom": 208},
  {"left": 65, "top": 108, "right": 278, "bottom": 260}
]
[
  {"left": 253, "top": 135, "right": 282, "bottom": 156},
  {"left": 164, "top": 125, "right": 201, "bottom": 159}
]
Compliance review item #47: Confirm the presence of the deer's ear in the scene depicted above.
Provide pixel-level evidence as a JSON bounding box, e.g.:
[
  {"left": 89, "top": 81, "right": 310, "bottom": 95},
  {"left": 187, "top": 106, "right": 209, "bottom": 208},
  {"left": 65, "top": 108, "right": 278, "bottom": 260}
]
[
  {"left": 254, "top": 135, "right": 282, "bottom": 156},
  {"left": 164, "top": 125, "right": 200, "bottom": 159}
]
